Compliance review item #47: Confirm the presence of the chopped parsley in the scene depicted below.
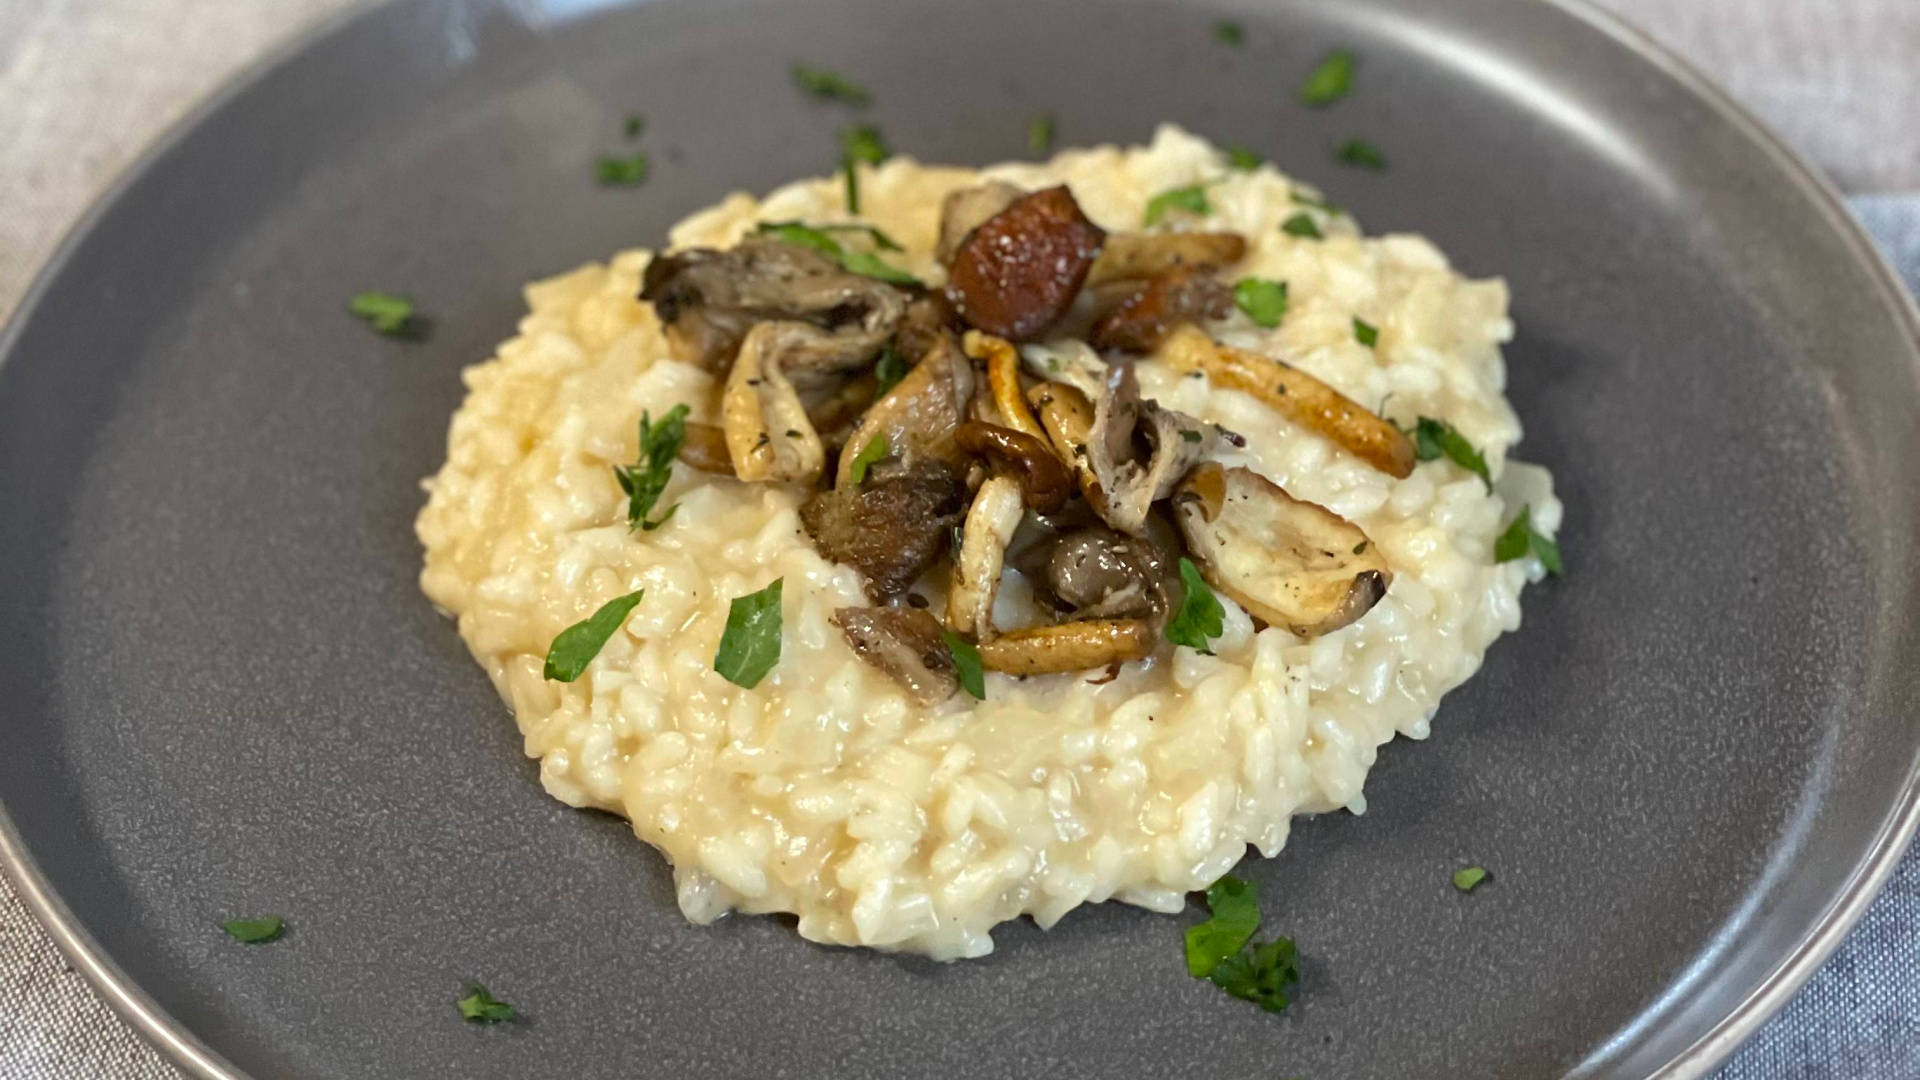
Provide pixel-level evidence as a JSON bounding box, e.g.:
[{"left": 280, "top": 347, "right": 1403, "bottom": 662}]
[
  {"left": 543, "top": 589, "right": 645, "bottom": 683},
  {"left": 1209, "top": 937, "right": 1300, "bottom": 1013},
  {"left": 1353, "top": 316, "right": 1379, "bottom": 347},
  {"left": 348, "top": 291, "right": 416, "bottom": 336},
  {"left": 1233, "top": 277, "right": 1289, "bottom": 328},
  {"left": 1281, "top": 211, "right": 1323, "bottom": 239},
  {"left": 1212, "top": 19, "right": 1245, "bottom": 46},
  {"left": 846, "top": 434, "right": 890, "bottom": 485},
  {"left": 1179, "top": 428, "right": 1202, "bottom": 443},
  {"left": 1225, "top": 145, "right": 1263, "bottom": 171},
  {"left": 1335, "top": 138, "right": 1387, "bottom": 170},
  {"left": 456, "top": 982, "right": 516, "bottom": 1024},
  {"left": 753, "top": 221, "right": 920, "bottom": 287},
  {"left": 714, "top": 578, "right": 783, "bottom": 688},
  {"left": 1412, "top": 416, "right": 1491, "bottom": 489},
  {"left": 1143, "top": 183, "right": 1212, "bottom": 227},
  {"left": 594, "top": 152, "right": 650, "bottom": 186},
  {"left": 1185, "top": 876, "right": 1260, "bottom": 976},
  {"left": 1028, "top": 112, "right": 1055, "bottom": 155},
  {"left": 1166, "top": 557, "right": 1225, "bottom": 651},
  {"left": 872, "top": 343, "right": 908, "bottom": 398},
  {"left": 837, "top": 250, "right": 920, "bottom": 286},
  {"left": 221, "top": 916, "right": 284, "bottom": 944},
  {"left": 839, "top": 124, "right": 889, "bottom": 214},
  {"left": 1452, "top": 866, "right": 1490, "bottom": 892},
  {"left": 1495, "top": 506, "right": 1563, "bottom": 576},
  {"left": 614, "top": 405, "right": 689, "bottom": 529},
  {"left": 622, "top": 114, "right": 645, "bottom": 138},
  {"left": 791, "top": 63, "right": 870, "bottom": 105},
  {"left": 941, "top": 630, "right": 986, "bottom": 699},
  {"left": 1300, "top": 49, "right": 1356, "bottom": 106}
]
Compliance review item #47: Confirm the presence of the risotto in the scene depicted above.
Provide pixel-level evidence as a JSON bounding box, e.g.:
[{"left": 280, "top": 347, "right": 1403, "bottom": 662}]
[{"left": 415, "top": 125, "right": 1561, "bottom": 960}]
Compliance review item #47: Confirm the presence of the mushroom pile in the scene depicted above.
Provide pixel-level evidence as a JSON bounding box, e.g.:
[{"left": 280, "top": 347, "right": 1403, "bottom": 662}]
[{"left": 639, "top": 183, "right": 1407, "bottom": 704}]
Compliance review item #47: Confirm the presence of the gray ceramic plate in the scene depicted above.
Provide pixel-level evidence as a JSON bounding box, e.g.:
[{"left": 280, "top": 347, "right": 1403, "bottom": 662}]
[{"left": 4, "top": 0, "right": 1918, "bottom": 1076}]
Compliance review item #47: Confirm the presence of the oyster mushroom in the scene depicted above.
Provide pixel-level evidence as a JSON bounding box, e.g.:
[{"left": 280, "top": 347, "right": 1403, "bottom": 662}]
[
  {"left": 1086, "top": 362, "right": 1237, "bottom": 535},
  {"left": 1172, "top": 461, "right": 1391, "bottom": 638},
  {"left": 936, "top": 180, "right": 1024, "bottom": 265},
  {"left": 976, "top": 619, "right": 1156, "bottom": 676},
  {"left": 1085, "top": 232, "right": 1249, "bottom": 287},
  {"left": 954, "top": 422, "right": 1073, "bottom": 512},
  {"left": 833, "top": 605, "right": 958, "bottom": 705},
  {"left": 800, "top": 459, "right": 968, "bottom": 599},
  {"left": 639, "top": 237, "right": 906, "bottom": 373},
  {"left": 1159, "top": 323, "right": 1416, "bottom": 478},
  {"left": 836, "top": 331, "right": 976, "bottom": 487},
  {"left": 946, "top": 475, "right": 1026, "bottom": 638},
  {"left": 1089, "top": 265, "right": 1235, "bottom": 353},
  {"left": 721, "top": 321, "right": 835, "bottom": 483},
  {"left": 945, "top": 185, "right": 1106, "bottom": 341}
]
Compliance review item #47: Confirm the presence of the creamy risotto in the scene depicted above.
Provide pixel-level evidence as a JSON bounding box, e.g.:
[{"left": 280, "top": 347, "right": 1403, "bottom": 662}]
[{"left": 415, "top": 125, "right": 1561, "bottom": 960}]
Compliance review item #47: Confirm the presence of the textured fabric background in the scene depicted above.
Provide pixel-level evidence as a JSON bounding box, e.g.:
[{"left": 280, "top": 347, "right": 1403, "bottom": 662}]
[{"left": 1, "top": 2, "right": 1917, "bottom": 1077}]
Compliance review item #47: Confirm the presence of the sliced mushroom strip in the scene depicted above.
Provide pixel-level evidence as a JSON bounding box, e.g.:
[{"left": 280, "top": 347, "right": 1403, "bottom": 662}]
[
  {"left": 677, "top": 421, "right": 735, "bottom": 474},
  {"left": 723, "top": 321, "right": 840, "bottom": 483},
  {"left": 1085, "top": 232, "right": 1248, "bottom": 287},
  {"left": 947, "top": 475, "right": 1026, "bottom": 638},
  {"left": 1173, "top": 462, "right": 1392, "bottom": 638},
  {"left": 935, "top": 180, "right": 1023, "bottom": 265},
  {"left": 1086, "top": 362, "right": 1237, "bottom": 536},
  {"left": 1026, "top": 381, "right": 1107, "bottom": 517},
  {"left": 963, "top": 330, "right": 1046, "bottom": 440},
  {"left": 1043, "top": 525, "right": 1171, "bottom": 619},
  {"left": 1089, "top": 265, "right": 1235, "bottom": 353},
  {"left": 639, "top": 237, "right": 906, "bottom": 374},
  {"left": 836, "top": 331, "right": 975, "bottom": 487},
  {"left": 833, "top": 605, "right": 957, "bottom": 705},
  {"left": 800, "top": 459, "right": 968, "bottom": 599},
  {"left": 1159, "top": 323, "right": 1416, "bottom": 479},
  {"left": 954, "top": 422, "right": 1073, "bottom": 512},
  {"left": 976, "top": 619, "right": 1156, "bottom": 676},
  {"left": 945, "top": 185, "right": 1106, "bottom": 341}
]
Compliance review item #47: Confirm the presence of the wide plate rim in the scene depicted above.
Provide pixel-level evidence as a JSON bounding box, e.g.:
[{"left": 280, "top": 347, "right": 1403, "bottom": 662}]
[{"left": 1, "top": 1, "right": 1915, "bottom": 1077}]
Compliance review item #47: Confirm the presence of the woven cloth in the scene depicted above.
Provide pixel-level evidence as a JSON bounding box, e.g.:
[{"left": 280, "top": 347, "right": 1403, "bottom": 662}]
[{"left": 1, "top": 1, "right": 1917, "bottom": 1077}]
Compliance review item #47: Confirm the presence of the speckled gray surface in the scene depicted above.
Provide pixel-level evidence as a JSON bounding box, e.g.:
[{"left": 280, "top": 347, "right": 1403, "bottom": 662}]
[{"left": 0, "top": 0, "right": 1917, "bottom": 1077}]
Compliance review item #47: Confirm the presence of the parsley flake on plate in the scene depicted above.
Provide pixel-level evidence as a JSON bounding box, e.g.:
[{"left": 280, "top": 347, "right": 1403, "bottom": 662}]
[
  {"left": 348, "top": 291, "right": 417, "bottom": 337},
  {"left": 1143, "top": 183, "right": 1212, "bottom": 227},
  {"left": 1453, "top": 866, "right": 1490, "bottom": 892},
  {"left": 1209, "top": 936, "right": 1300, "bottom": 1014},
  {"left": 1212, "top": 19, "right": 1245, "bottom": 46},
  {"left": 622, "top": 114, "right": 645, "bottom": 138},
  {"left": 221, "top": 916, "right": 284, "bottom": 944},
  {"left": 791, "top": 63, "right": 870, "bottom": 106},
  {"left": 1412, "top": 416, "right": 1491, "bottom": 489},
  {"left": 614, "top": 404, "right": 688, "bottom": 530},
  {"left": 1281, "top": 211, "right": 1323, "bottom": 239},
  {"left": 1028, "top": 112, "right": 1055, "bottom": 155},
  {"left": 1353, "top": 316, "right": 1379, "bottom": 347},
  {"left": 594, "top": 151, "right": 650, "bottom": 186},
  {"left": 1300, "top": 48, "right": 1356, "bottom": 106},
  {"left": 941, "top": 630, "right": 987, "bottom": 699},
  {"left": 456, "top": 982, "right": 517, "bottom": 1024},
  {"left": 1233, "top": 277, "right": 1289, "bottom": 328},
  {"left": 1185, "top": 875, "right": 1260, "bottom": 977},
  {"left": 845, "top": 433, "right": 890, "bottom": 485},
  {"left": 1335, "top": 138, "right": 1387, "bottom": 170},
  {"left": 543, "top": 589, "right": 645, "bottom": 683},
  {"left": 714, "top": 578, "right": 783, "bottom": 688},
  {"left": 1495, "top": 506, "right": 1564, "bottom": 576},
  {"left": 1166, "top": 557, "right": 1225, "bottom": 651}
]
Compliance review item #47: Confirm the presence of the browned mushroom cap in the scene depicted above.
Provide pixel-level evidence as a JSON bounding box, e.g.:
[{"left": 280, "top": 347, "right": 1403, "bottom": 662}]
[
  {"left": 954, "top": 421, "right": 1073, "bottom": 512},
  {"left": 1041, "top": 524, "right": 1172, "bottom": 620},
  {"left": 962, "top": 330, "right": 1045, "bottom": 440},
  {"left": 976, "top": 619, "right": 1156, "bottom": 676},
  {"left": 834, "top": 605, "right": 957, "bottom": 705},
  {"left": 936, "top": 181, "right": 1024, "bottom": 265},
  {"left": 721, "top": 321, "right": 834, "bottom": 483},
  {"left": 677, "top": 421, "right": 734, "bottom": 473},
  {"left": 1173, "top": 462, "right": 1392, "bottom": 638},
  {"left": 945, "top": 185, "right": 1106, "bottom": 342},
  {"left": 947, "top": 475, "right": 1026, "bottom": 638},
  {"left": 800, "top": 459, "right": 968, "bottom": 599},
  {"left": 1089, "top": 265, "right": 1235, "bottom": 353},
  {"left": 896, "top": 291, "right": 961, "bottom": 364},
  {"left": 836, "top": 330, "right": 976, "bottom": 487},
  {"left": 639, "top": 237, "right": 906, "bottom": 374},
  {"left": 1085, "top": 362, "right": 1237, "bottom": 535},
  {"left": 1085, "top": 232, "right": 1249, "bottom": 287},
  {"left": 1159, "top": 323, "right": 1416, "bottom": 479},
  {"left": 1026, "top": 381, "right": 1107, "bottom": 516}
]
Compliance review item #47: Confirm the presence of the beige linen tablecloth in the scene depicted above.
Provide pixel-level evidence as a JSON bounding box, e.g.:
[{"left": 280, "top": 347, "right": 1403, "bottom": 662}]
[{"left": 2, "top": 2, "right": 1917, "bottom": 1077}]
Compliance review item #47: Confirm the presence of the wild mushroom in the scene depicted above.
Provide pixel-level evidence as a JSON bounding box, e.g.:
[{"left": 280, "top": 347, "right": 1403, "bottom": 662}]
[
  {"left": 677, "top": 420, "right": 734, "bottom": 473},
  {"left": 963, "top": 330, "right": 1046, "bottom": 440},
  {"left": 945, "top": 185, "right": 1106, "bottom": 341},
  {"left": 936, "top": 180, "right": 1024, "bottom": 265},
  {"left": 1085, "top": 232, "right": 1248, "bottom": 287},
  {"left": 639, "top": 237, "right": 906, "bottom": 373},
  {"left": 946, "top": 475, "right": 1026, "bottom": 639},
  {"left": 1041, "top": 525, "right": 1171, "bottom": 619},
  {"left": 800, "top": 460, "right": 968, "bottom": 599},
  {"left": 1026, "top": 381, "right": 1107, "bottom": 516},
  {"left": 953, "top": 422, "right": 1073, "bottom": 512},
  {"left": 976, "top": 619, "right": 1156, "bottom": 676},
  {"left": 721, "top": 321, "right": 832, "bottom": 483},
  {"left": 1172, "top": 462, "right": 1391, "bottom": 638},
  {"left": 1089, "top": 265, "right": 1235, "bottom": 353},
  {"left": 1159, "top": 323, "right": 1416, "bottom": 478},
  {"left": 1085, "top": 362, "right": 1237, "bottom": 535},
  {"left": 835, "top": 331, "right": 975, "bottom": 487},
  {"left": 833, "top": 605, "right": 958, "bottom": 705}
]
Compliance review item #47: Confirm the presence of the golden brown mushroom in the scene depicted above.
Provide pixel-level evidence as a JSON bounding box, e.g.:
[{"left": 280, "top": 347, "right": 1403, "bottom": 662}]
[
  {"left": 1026, "top": 381, "right": 1107, "bottom": 516},
  {"left": 833, "top": 605, "right": 958, "bottom": 705},
  {"left": 963, "top": 330, "right": 1046, "bottom": 441},
  {"left": 1085, "top": 232, "right": 1249, "bottom": 287},
  {"left": 721, "top": 321, "right": 832, "bottom": 483},
  {"left": 836, "top": 331, "right": 975, "bottom": 488},
  {"left": 953, "top": 422, "right": 1073, "bottom": 512},
  {"left": 976, "top": 619, "right": 1156, "bottom": 676},
  {"left": 677, "top": 421, "right": 734, "bottom": 473}
]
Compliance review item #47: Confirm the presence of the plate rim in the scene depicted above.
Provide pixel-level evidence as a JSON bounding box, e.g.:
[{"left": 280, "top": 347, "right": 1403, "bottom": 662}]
[{"left": 1, "top": 1, "right": 1916, "bottom": 1077}]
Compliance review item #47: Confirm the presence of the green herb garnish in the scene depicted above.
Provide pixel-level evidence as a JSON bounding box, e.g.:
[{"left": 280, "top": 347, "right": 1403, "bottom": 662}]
[
  {"left": 1209, "top": 937, "right": 1300, "bottom": 1013},
  {"left": 1353, "top": 317, "right": 1379, "bottom": 347},
  {"left": 714, "top": 579, "right": 783, "bottom": 688},
  {"left": 1212, "top": 19, "right": 1245, "bottom": 46},
  {"left": 791, "top": 63, "right": 870, "bottom": 105},
  {"left": 837, "top": 250, "right": 920, "bottom": 286},
  {"left": 1225, "top": 145, "right": 1263, "bottom": 171},
  {"left": 1233, "top": 278, "right": 1289, "bottom": 328},
  {"left": 456, "top": 982, "right": 517, "bottom": 1024},
  {"left": 1452, "top": 866, "right": 1489, "bottom": 892},
  {"left": 1412, "top": 416, "right": 1491, "bottom": 488},
  {"left": 221, "top": 916, "right": 284, "bottom": 944},
  {"left": 348, "top": 291, "right": 416, "bottom": 336},
  {"left": 1143, "top": 183, "right": 1212, "bottom": 227},
  {"left": 622, "top": 114, "right": 645, "bottom": 138},
  {"left": 753, "top": 222, "right": 919, "bottom": 287},
  {"left": 1281, "top": 212, "right": 1323, "bottom": 239},
  {"left": 872, "top": 343, "right": 908, "bottom": 398},
  {"left": 846, "top": 434, "right": 890, "bottom": 485},
  {"left": 1167, "top": 557, "right": 1225, "bottom": 651},
  {"left": 1185, "top": 876, "right": 1260, "bottom": 977},
  {"left": 1300, "top": 49, "right": 1356, "bottom": 106},
  {"left": 941, "top": 630, "right": 986, "bottom": 699},
  {"left": 595, "top": 152, "right": 650, "bottom": 186},
  {"left": 1028, "top": 112, "right": 1055, "bottom": 155},
  {"left": 543, "top": 589, "right": 645, "bottom": 683},
  {"left": 839, "top": 123, "right": 889, "bottom": 214},
  {"left": 614, "top": 405, "right": 688, "bottom": 529},
  {"left": 1495, "top": 506, "right": 1563, "bottom": 576},
  {"left": 1335, "top": 138, "right": 1387, "bottom": 170}
]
